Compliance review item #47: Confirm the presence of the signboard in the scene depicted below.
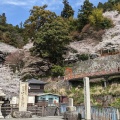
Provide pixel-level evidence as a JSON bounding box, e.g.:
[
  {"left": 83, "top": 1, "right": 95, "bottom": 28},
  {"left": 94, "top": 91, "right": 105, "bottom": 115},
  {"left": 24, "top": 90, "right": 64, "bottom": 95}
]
[{"left": 19, "top": 81, "right": 28, "bottom": 111}]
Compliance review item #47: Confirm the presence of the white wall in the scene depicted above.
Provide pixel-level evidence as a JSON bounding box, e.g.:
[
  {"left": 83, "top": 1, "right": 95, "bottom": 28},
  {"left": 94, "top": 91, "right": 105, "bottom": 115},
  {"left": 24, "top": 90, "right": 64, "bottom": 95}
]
[
  {"left": 28, "top": 96, "right": 35, "bottom": 104},
  {"left": 10, "top": 96, "right": 35, "bottom": 105}
]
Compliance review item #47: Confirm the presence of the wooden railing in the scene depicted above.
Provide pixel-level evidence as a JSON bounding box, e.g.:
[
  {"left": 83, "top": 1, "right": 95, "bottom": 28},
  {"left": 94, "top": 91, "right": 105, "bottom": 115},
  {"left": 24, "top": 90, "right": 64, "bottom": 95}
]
[{"left": 1, "top": 103, "right": 60, "bottom": 117}]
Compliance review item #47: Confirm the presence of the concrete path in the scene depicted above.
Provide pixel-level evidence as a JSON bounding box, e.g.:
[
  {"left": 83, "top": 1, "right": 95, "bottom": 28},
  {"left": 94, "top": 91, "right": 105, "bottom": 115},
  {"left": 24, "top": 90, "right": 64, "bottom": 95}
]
[{"left": 2, "top": 116, "right": 63, "bottom": 120}]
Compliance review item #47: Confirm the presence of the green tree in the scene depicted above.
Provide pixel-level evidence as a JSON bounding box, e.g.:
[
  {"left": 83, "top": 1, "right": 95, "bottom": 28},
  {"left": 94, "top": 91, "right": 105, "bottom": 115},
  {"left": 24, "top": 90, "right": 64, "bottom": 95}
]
[
  {"left": 0, "top": 13, "right": 6, "bottom": 25},
  {"left": 77, "top": 0, "right": 94, "bottom": 31},
  {"left": 61, "top": 0, "right": 74, "bottom": 18},
  {"left": 89, "top": 9, "right": 104, "bottom": 27},
  {"left": 103, "top": 1, "right": 114, "bottom": 11},
  {"left": 89, "top": 8, "right": 113, "bottom": 29},
  {"left": 24, "top": 5, "right": 57, "bottom": 38},
  {"left": 51, "top": 65, "right": 65, "bottom": 77},
  {"left": 97, "top": 2, "right": 104, "bottom": 9},
  {"left": 114, "top": 3, "right": 120, "bottom": 12},
  {"left": 31, "top": 17, "right": 71, "bottom": 65}
]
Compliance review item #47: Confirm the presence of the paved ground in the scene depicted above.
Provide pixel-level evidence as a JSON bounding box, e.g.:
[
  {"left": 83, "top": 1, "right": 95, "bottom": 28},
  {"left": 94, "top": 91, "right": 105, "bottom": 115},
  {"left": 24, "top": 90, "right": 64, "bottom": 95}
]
[{"left": 2, "top": 116, "right": 64, "bottom": 120}]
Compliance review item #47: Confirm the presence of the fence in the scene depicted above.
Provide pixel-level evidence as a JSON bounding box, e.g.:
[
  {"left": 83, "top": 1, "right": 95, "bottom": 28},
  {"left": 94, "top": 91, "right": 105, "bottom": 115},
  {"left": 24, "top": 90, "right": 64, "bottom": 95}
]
[
  {"left": 1, "top": 104, "right": 19, "bottom": 118},
  {"left": 60, "top": 104, "right": 119, "bottom": 120},
  {"left": 1, "top": 103, "right": 45, "bottom": 117},
  {"left": 1, "top": 103, "right": 60, "bottom": 118}
]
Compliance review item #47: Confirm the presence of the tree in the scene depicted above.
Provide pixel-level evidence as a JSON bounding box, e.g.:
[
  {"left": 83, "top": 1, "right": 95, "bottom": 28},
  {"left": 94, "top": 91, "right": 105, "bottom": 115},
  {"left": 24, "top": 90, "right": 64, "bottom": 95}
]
[
  {"left": 61, "top": 0, "right": 74, "bottom": 18},
  {"left": 89, "top": 8, "right": 113, "bottom": 29},
  {"left": 103, "top": 1, "right": 114, "bottom": 11},
  {"left": 24, "top": 5, "right": 57, "bottom": 38},
  {"left": 89, "top": 9, "right": 104, "bottom": 27},
  {"left": 97, "top": 2, "right": 104, "bottom": 9},
  {"left": 77, "top": 0, "right": 94, "bottom": 31},
  {"left": 5, "top": 51, "right": 25, "bottom": 71},
  {"left": 114, "top": 3, "right": 120, "bottom": 13},
  {"left": 31, "top": 17, "right": 71, "bottom": 65},
  {"left": 0, "top": 13, "right": 6, "bottom": 25}
]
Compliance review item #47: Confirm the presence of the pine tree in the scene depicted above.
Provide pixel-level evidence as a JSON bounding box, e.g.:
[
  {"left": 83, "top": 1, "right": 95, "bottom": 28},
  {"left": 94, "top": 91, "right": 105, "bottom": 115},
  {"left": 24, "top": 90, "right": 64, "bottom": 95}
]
[
  {"left": 0, "top": 13, "right": 6, "bottom": 25},
  {"left": 77, "top": 0, "right": 93, "bottom": 31},
  {"left": 97, "top": 2, "right": 104, "bottom": 9},
  {"left": 61, "top": 0, "right": 74, "bottom": 18}
]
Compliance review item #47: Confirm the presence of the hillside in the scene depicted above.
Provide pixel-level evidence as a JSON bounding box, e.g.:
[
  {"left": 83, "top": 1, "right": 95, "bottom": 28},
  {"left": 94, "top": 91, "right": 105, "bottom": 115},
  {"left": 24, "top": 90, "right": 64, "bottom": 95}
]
[
  {"left": 0, "top": 10, "right": 120, "bottom": 92},
  {"left": 69, "top": 11, "right": 120, "bottom": 59}
]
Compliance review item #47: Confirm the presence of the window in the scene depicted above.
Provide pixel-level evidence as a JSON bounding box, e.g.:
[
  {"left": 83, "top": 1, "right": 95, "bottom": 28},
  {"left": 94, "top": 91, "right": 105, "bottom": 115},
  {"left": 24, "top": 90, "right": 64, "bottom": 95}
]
[{"left": 48, "top": 98, "right": 53, "bottom": 104}]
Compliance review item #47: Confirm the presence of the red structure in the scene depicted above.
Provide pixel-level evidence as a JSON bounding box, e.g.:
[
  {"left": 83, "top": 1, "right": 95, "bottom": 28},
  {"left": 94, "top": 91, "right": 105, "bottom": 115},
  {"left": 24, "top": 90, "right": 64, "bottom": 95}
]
[
  {"left": 64, "top": 67, "right": 74, "bottom": 80},
  {"left": 64, "top": 68, "right": 120, "bottom": 81}
]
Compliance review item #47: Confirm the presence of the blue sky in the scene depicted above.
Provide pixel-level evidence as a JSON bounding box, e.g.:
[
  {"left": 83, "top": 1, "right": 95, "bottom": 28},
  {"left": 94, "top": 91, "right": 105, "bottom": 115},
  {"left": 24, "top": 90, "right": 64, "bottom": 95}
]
[{"left": 0, "top": 0, "right": 108, "bottom": 26}]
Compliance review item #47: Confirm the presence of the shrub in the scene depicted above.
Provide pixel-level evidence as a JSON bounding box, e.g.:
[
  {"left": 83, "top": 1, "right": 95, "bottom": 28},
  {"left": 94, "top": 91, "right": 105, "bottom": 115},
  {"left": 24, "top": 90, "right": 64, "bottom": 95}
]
[
  {"left": 89, "top": 8, "right": 113, "bottom": 29},
  {"left": 77, "top": 54, "right": 89, "bottom": 61},
  {"left": 114, "top": 3, "right": 120, "bottom": 13},
  {"left": 111, "top": 98, "right": 120, "bottom": 109},
  {"left": 51, "top": 65, "right": 65, "bottom": 77},
  {"left": 100, "top": 17, "right": 113, "bottom": 29}
]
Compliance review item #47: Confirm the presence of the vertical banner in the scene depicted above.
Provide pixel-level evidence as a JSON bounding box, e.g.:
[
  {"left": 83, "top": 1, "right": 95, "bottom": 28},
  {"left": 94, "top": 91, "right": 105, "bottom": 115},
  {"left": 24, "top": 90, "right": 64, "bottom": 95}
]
[
  {"left": 84, "top": 77, "right": 91, "bottom": 120},
  {"left": 19, "top": 81, "right": 28, "bottom": 111}
]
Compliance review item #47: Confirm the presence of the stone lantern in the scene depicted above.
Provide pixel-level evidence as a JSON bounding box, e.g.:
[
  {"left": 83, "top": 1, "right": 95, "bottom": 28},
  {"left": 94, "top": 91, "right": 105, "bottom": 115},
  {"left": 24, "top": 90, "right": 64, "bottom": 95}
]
[{"left": 0, "top": 87, "right": 6, "bottom": 118}]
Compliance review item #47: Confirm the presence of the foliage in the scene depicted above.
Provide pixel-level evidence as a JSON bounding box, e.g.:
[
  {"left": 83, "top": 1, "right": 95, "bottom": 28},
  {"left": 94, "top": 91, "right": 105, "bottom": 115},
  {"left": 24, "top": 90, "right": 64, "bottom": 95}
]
[
  {"left": 77, "top": 0, "right": 94, "bottom": 31},
  {"left": 67, "top": 87, "right": 84, "bottom": 105},
  {"left": 102, "top": 2, "right": 114, "bottom": 12},
  {"left": 97, "top": 0, "right": 120, "bottom": 12},
  {"left": 51, "top": 65, "right": 65, "bottom": 77},
  {"left": 100, "top": 17, "right": 113, "bottom": 29},
  {"left": 111, "top": 98, "right": 120, "bottom": 108},
  {"left": 61, "top": 0, "right": 74, "bottom": 18},
  {"left": 0, "top": 13, "right": 6, "bottom": 25},
  {"left": 24, "top": 5, "right": 57, "bottom": 38},
  {"left": 89, "top": 8, "right": 113, "bottom": 29},
  {"left": 114, "top": 3, "right": 120, "bottom": 13},
  {"left": 77, "top": 54, "right": 89, "bottom": 61},
  {"left": 0, "top": 13, "right": 25, "bottom": 48},
  {"left": 31, "top": 17, "right": 71, "bottom": 65},
  {"left": 67, "top": 17, "right": 78, "bottom": 32},
  {"left": 97, "top": 2, "right": 104, "bottom": 9}
]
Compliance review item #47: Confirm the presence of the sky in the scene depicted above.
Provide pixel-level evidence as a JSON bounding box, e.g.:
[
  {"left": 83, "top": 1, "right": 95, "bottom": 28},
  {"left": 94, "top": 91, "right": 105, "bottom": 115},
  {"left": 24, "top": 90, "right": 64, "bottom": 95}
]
[{"left": 0, "top": 0, "right": 108, "bottom": 26}]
